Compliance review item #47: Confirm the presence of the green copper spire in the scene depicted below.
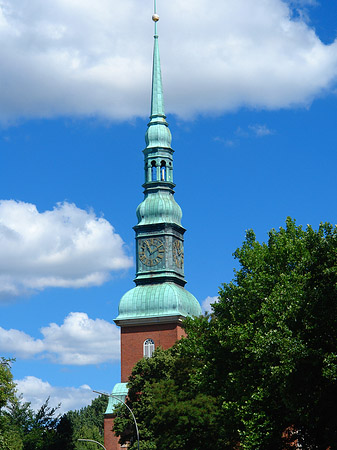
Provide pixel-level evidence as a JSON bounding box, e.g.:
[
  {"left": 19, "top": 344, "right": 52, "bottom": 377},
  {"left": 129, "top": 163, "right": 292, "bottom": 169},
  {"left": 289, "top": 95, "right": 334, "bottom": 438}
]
[
  {"left": 150, "top": 2, "right": 164, "bottom": 118},
  {"left": 114, "top": 3, "right": 201, "bottom": 325},
  {"left": 110, "top": 3, "right": 201, "bottom": 426},
  {"left": 139, "top": 7, "right": 179, "bottom": 228},
  {"left": 145, "top": 5, "right": 172, "bottom": 150}
]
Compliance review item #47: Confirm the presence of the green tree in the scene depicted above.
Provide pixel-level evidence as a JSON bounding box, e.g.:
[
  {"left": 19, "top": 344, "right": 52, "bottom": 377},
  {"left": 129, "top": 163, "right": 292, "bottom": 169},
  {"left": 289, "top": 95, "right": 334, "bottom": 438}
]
[
  {"left": 113, "top": 347, "right": 226, "bottom": 450},
  {"left": 183, "top": 218, "right": 337, "bottom": 449},
  {"left": 115, "top": 218, "right": 337, "bottom": 450},
  {"left": 53, "top": 394, "right": 108, "bottom": 450},
  {"left": 21, "top": 398, "right": 60, "bottom": 450},
  {"left": 0, "top": 359, "right": 108, "bottom": 450},
  {"left": 0, "top": 359, "right": 16, "bottom": 412},
  {"left": 0, "top": 359, "right": 24, "bottom": 450}
]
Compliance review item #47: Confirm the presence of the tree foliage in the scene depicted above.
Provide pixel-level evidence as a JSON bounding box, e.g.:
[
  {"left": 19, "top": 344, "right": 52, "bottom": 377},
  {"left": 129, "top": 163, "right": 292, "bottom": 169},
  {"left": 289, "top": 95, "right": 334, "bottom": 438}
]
[
  {"left": 115, "top": 218, "right": 337, "bottom": 450},
  {"left": 0, "top": 359, "right": 16, "bottom": 412},
  {"left": 55, "top": 394, "right": 108, "bottom": 450},
  {"left": 113, "top": 346, "right": 227, "bottom": 450},
  {"left": 0, "top": 358, "right": 108, "bottom": 450},
  {"left": 1, "top": 395, "right": 61, "bottom": 450},
  {"left": 0, "top": 359, "right": 24, "bottom": 450},
  {"left": 207, "top": 218, "right": 337, "bottom": 449}
]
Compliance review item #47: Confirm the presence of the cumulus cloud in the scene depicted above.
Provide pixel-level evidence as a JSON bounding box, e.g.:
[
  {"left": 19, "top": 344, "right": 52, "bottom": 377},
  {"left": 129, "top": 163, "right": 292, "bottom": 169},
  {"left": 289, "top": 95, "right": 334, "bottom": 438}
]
[
  {"left": 0, "top": 200, "right": 132, "bottom": 301},
  {"left": 0, "top": 328, "right": 44, "bottom": 358},
  {"left": 40, "top": 312, "right": 120, "bottom": 365},
  {"left": 0, "top": 312, "right": 120, "bottom": 365},
  {"left": 0, "top": 0, "right": 336, "bottom": 123},
  {"left": 15, "top": 376, "right": 96, "bottom": 414},
  {"left": 202, "top": 296, "right": 219, "bottom": 313}
]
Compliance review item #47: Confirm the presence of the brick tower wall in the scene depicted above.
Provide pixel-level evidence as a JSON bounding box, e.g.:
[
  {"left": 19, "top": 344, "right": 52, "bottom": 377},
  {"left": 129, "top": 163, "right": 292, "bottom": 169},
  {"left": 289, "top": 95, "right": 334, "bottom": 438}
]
[
  {"left": 104, "top": 415, "right": 121, "bottom": 450},
  {"left": 121, "top": 321, "right": 186, "bottom": 382}
]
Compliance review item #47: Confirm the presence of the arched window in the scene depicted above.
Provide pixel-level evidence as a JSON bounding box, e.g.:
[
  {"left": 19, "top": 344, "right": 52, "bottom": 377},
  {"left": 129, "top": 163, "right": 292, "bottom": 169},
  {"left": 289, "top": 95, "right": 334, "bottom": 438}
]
[
  {"left": 151, "top": 161, "right": 157, "bottom": 181},
  {"left": 160, "top": 161, "right": 166, "bottom": 181},
  {"left": 143, "top": 339, "right": 155, "bottom": 358}
]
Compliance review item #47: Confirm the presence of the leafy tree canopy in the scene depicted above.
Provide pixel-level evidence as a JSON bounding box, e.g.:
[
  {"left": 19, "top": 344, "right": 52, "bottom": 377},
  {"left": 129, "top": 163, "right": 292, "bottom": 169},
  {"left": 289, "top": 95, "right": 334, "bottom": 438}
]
[
  {"left": 115, "top": 218, "right": 337, "bottom": 450},
  {"left": 55, "top": 394, "right": 108, "bottom": 450},
  {"left": 0, "top": 358, "right": 24, "bottom": 450},
  {"left": 113, "top": 346, "right": 225, "bottom": 450},
  {"left": 0, "top": 359, "right": 108, "bottom": 450},
  {"left": 0, "top": 359, "right": 16, "bottom": 412}
]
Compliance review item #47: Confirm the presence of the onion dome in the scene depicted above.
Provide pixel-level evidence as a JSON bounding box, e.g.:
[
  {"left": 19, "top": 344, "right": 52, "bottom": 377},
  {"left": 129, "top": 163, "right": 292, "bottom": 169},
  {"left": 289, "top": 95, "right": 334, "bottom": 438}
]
[
  {"left": 145, "top": 117, "right": 172, "bottom": 149},
  {"left": 136, "top": 191, "right": 182, "bottom": 226},
  {"left": 115, "top": 283, "right": 202, "bottom": 323}
]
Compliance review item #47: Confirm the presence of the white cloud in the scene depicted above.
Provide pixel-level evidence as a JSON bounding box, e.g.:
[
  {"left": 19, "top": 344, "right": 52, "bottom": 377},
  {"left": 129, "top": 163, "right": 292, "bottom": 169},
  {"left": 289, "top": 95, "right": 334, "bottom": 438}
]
[
  {"left": 0, "top": 0, "right": 336, "bottom": 123},
  {"left": 235, "top": 123, "right": 275, "bottom": 138},
  {"left": 202, "top": 296, "right": 219, "bottom": 313},
  {"left": 0, "top": 312, "right": 120, "bottom": 365},
  {"left": 248, "top": 124, "right": 275, "bottom": 137},
  {"left": 15, "top": 376, "right": 96, "bottom": 414},
  {"left": 0, "top": 200, "right": 132, "bottom": 301},
  {"left": 0, "top": 328, "right": 44, "bottom": 358},
  {"left": 214, "top": 123, "right": 274, "bottom": 147},
  {"left": 213, "top": 136, "right": 237, "bottom": 148},
  {"left": 40, "top": 312, "right": 120, "bottom": 365}
]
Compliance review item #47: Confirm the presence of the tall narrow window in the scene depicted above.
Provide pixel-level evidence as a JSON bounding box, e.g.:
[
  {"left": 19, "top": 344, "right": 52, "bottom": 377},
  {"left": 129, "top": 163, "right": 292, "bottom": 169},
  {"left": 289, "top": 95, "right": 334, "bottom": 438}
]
[
  {"left": 143, "top": 339, "right": 155, "bottom": 358},
  {"left": 151, "top": 161, "right": 157, "bottom": 181},
  {"left": 160, "top": 161, "right": 166, "bottom": 181}
]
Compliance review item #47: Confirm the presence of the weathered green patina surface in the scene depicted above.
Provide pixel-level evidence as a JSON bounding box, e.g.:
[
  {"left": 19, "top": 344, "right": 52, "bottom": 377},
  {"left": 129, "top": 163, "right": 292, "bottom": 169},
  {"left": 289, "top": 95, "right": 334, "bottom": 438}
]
[
  {"left": 116, "top": 283, "right": 200, "bottom": 322},
  {"left": 105, "top": 383, "right": 128, "bottom": 414},
  {"left": 117, "top": 6, "right": 200, "bottom": 319}
]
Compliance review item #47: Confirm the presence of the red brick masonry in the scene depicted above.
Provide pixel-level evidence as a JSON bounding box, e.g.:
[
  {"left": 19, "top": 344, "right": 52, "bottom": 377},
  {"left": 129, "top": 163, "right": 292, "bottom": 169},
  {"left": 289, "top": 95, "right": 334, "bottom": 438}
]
[
  {"left": 104, "top": 416, "right": 120, "bottom": 450},
  {"left": 121, "top": 322, "right": 186, "bottom": 382},
  {"left": 104, "top": 320, "right": 186, "bottom": 450}
]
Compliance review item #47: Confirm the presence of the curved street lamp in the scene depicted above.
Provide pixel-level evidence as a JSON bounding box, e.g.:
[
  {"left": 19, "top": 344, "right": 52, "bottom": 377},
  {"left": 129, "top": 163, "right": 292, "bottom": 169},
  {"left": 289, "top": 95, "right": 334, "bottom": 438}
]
[
  {"left": 78, "top": 438, "right": 107, "bottom": 450},
  {"left": 93, "top": 390, "right": 140, "bottom": 450}
]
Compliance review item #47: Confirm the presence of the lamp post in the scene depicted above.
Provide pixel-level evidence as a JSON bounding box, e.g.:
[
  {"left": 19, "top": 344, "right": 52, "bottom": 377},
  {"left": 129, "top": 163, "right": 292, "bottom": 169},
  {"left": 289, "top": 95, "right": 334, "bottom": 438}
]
[
  {"left": 93, "top": 390, "right": 140, "bottom": 450},
  {"left": 78, "top": 438, "right": 107, "bottom": 450}
]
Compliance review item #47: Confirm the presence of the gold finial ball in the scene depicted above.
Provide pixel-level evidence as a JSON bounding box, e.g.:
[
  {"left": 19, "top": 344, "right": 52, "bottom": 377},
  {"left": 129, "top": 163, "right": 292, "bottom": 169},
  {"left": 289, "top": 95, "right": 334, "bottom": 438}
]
[{"left": 152, "top": 13, "right": 159, "bottom": 22}]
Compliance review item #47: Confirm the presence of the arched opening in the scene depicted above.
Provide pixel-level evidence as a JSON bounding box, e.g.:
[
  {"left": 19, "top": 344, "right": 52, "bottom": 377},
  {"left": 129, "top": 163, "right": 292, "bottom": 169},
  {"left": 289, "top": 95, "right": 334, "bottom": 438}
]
[
  {"left": 160, "top": 161, "right": 166, "bottom": 181},
  {"left": 143, "top": 338, "right": 155, "bottom": 358},
  {"left": 151, "top": 161, "right": 157, "bottom": 181}
]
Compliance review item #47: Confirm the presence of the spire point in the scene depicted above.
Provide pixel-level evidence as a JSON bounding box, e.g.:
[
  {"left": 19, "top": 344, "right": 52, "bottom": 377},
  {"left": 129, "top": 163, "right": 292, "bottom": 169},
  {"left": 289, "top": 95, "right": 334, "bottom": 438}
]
[
  {"left": 145, "top": 0, "right": 171, "bottom": 150},
  {"left": 152, "top": 0, "right": 159, "bottom": 35}
]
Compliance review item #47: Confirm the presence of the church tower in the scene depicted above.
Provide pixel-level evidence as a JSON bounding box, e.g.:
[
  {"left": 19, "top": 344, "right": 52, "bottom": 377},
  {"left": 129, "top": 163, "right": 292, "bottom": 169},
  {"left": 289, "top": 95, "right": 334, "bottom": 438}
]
[{"left": 104, "top": 4, "right": 201, "bottom": 449}]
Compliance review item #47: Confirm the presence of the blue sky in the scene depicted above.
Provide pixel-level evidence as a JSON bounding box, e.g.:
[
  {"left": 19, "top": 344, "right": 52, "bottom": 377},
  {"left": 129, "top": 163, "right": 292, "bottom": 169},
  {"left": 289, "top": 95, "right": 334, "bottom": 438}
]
[{"left": 1, "top": 0, "right": 337, "bottom": 413}]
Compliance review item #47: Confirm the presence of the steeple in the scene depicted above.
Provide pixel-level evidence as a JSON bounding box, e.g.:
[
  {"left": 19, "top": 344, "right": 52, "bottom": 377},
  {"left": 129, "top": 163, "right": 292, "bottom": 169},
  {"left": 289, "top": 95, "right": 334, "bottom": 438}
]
[
  {"left": 144, "top": 6, "right": 173, "bottom": 188},
  {"left": 150, "top": 2, "right": 165, "bottom": 119},
  {"left": 145, "top": 6, "right": 171, "bottom": 148},
  {"left": 114, "top": 0, "right": 201, "bottom": 333},
  {"left": 104, "top": 7, "right": 201, "bottom": 448},
  {"left": 135, "top": 8, "right": 182, "bottom": 283}
]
